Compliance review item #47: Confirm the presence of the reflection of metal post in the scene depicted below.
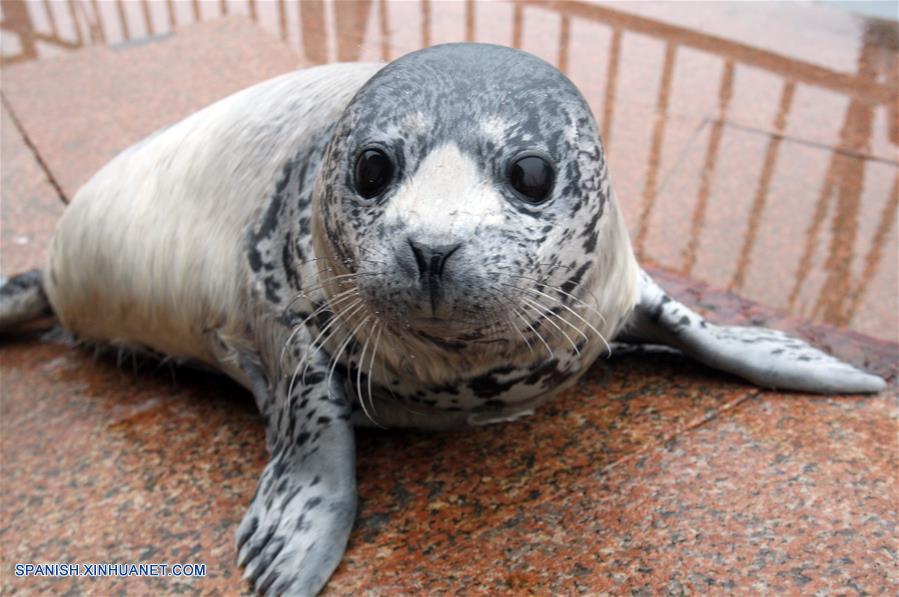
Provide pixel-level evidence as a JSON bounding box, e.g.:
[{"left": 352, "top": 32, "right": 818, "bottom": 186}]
[
  {"left": 379, "top": 0, "right": 390, "bottom": 61},
  {"left": 810, "top": 22, "right": 884, "bottom": 327},
  {"left": 140, "top": 0, "right": 154, "bottom": 36},
  {"left": 114, "top": 0, "right": 130, "bottom": 40},
  {"left": 300, "top": 0, "right": 327, "bottom": 64},
  {"left": 682, "top": 61, "right": 734, "bottom": 275},
  {"left": 787, "top": 159, "right": 835, "bottom": 309},
  {"left": 729, "top": 81, "right": 795, "bottom": 291},
  {"left": 0, "top": 0, "right": 38, "bottom": 62},
  {"left": 633, "top": 42, "right": 677, "bottom": 258},
  {"left": 512, "top": 3, "right": 523, "bottom": 49},
  {"left": 334, "top": 0, "right": 372, "bottom": 62},
  {"left": 277, "top": 0, "right": 287, "bottom": 41},
  {"left": 41, "top": 0, "right": 59, "bottom": 40},
  {"left": 601, "top": 29, "right": 621, "bottom": 151},
  {"left": 465, "top": 0, "right": 475, "bottom": 43},
  {"left": 421, "top": 0, "right": 430, "bottom": 48},
  {"left": 558, "top": 16, "right": 570, "bottom": 73},
  {"left": 87, "top": 0, "right": 106, "bottom": 41},
  {"left": 812, "top": 148, "right": 866, "bottom": 327},
  {"left": 847, "top": 175, "right": 897, "bottom": 319},
  {"left": 163, "top": 0, "right": 175, "bottom": 30},
  {"left": 66, "top": 0, "right": 83, "bottom": 45}
]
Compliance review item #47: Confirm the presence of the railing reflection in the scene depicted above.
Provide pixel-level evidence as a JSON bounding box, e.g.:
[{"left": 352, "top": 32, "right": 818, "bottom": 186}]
[{"left": 1, "top": 0, "right": 896, "bottom": 339}]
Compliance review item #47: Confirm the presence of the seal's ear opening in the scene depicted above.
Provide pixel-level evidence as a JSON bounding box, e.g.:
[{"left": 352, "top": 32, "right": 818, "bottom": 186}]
[{"left": 614, "top": 270, "right": 886, "bottom": 394}]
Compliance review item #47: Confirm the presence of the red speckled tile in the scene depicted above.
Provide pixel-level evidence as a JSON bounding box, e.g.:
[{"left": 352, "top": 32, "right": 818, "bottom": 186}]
[
  {"left": 329, "top": 357, "right": 760, "bottom": 594},
  {"left": 3, "top": 320, "right": 894, "bottom": 594},
  {"left": 542, "top": 392, "right": 899, "bottom": 594},
  {"left": 1, "top": 16, "right": 302, "bottom": 200},
  {"left": 0, "top": 324, "right": 757, "bottom": 595},
  {"left": 0, "top": 337, "right": 264, "bottom": 595}
]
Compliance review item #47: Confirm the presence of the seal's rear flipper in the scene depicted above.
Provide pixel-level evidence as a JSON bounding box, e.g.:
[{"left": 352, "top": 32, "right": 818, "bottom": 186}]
[
  {"left": 0, "top": 270, "right": 53, "bottom": 332},
  {"left": 616, "top": 270, "right": 886, "bottom": 394}
]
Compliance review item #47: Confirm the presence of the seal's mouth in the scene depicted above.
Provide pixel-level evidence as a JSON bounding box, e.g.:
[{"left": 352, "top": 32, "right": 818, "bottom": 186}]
[{"left": 407, "top": 315, "right": 471, "bottom": 334}]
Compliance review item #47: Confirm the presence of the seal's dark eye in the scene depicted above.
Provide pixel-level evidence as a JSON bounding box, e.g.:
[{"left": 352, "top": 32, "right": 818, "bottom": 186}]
[
  {"left": 354, "top": 149, "right": 393, "bottom": 199},
  {"left": 508, "top": 155, "right": 554, "bottom": 203}
]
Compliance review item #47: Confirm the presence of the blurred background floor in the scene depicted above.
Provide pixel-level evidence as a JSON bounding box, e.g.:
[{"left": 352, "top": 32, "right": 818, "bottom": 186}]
[{"left": 1, "top": 1, "right": 897, "bottom": 595}]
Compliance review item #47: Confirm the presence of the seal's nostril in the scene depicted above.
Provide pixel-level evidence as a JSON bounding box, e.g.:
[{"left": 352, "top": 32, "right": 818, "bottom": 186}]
[
  {"left": 407, "top": 239, "right": 462, "bottom": 282},
  {"left": 408, "top": 239, "right": 428, "bottom": 281}
]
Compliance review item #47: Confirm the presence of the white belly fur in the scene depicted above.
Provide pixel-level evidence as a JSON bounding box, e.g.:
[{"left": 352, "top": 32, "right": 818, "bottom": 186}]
[{"left": 44, "top": 62, "right": 383, "bottom": 364}]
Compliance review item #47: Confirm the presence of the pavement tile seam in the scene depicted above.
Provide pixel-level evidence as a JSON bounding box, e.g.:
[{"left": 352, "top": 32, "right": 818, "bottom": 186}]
[
  {"left": 601, "top": 388, "right": 760, "bottom": 476},
  {"left": 0, "top": 92, "right": 68, "bottom": 205},
  {"left": 645, "top": 117, "right": 711, "bottom": 199},
  {"left": 720, "top": 118, "right": 899, "bottom": 166}
]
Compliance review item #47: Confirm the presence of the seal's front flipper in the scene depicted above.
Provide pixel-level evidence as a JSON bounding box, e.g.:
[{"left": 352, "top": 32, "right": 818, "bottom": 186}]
[
  {"left": 617, "top": 270, "right": 886, "bottom": 394},
  {"left": 0, "top": 270, "right": 52, "bottom": 332},
  {"left": 237, "top": 353, "right": 356, "bottom": 595}
]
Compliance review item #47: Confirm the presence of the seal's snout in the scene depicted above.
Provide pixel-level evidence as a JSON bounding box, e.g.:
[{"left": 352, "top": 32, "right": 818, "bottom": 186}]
[
  {"left": 407, "top": 238, "right": 461, "bottom": 282},
  {"left": 405, "top": 237, "right": 462, "bottom": 313}
]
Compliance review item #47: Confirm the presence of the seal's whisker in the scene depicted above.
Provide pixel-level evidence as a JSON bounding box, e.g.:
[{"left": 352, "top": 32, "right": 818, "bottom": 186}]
[
  {"left": 280, "top": 288, "right": 359, "bottom": 369},
  {"left": 301, "top": 271, "right": 370, "bottom": 296},
  {"left": 513, "top": 304, "right": 554, "bottom": 358},
  {"left": 490, "top": 285, "right": 554, "bottom": 358},
  {"left": 513, "top": 288, "right": 590, "bottom": 342},
  {"left": 520, "top": 296, "right": 581, "bottom": 357},
  {"left": 300, "top": 299, "right": 367, "bottom": 386},
  {"left": 297, "top": 287, "right": 360, "bottom": 329},
  {"left": 354, "top": 320, "right": 381, "bottom": 427},
  {"left": 378, "top": 352, "right": 409, "bottom": 410},
  {"left": 496, "top": 271, "right": 607, "bottom": 325},
  {"left": 289, "top": 270, "right": 384, "bottom": 307},
  {"left": 359, "top": 245, "right": 393, "bottom": 265},
  {"left": 288, "top": 298, "right": 363, "bottom": 403},
  {"left": 488, "top": 272, "right": 605, "bottom": 312},
  {"left": 326, "top": 315, "right": 372, "bottom": 403},
  {"left": 505, "top": 307, "right": 535, "bottom": 356},
  {"left": 503, "top": 282, "right": 595, "bottom": 342},
  {"left": 298, "top": 254, "right": 341, "bottom": 267},
  {"left": 542, "top": 285, "right": 607, "bottom": 325},
  {"left": 283, "top": 290, "right": 360, "bottom": 374},
  {"left": 299, "top": 253, "right": 386, "bottom": 270},
  {"left": 516, "top": 285, "right": 612, "bottom": 356},
  {"left": 479, "top": 299, "right": 520, "bottom": 340},
  {"left": 284, "top": 276, "right": 351, "bottom": 313},
  {"left": 370, "top": 327, "right": 429, "bottom": 418},
  {"left": 367, "top": 322, "right": 386, "bottom": 427},
  {"left": 532, "top": 286, "right": 611, "bottom": 354}
]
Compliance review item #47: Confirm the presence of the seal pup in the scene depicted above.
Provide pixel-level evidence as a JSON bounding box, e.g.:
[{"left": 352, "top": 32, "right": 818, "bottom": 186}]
[{"left": 0, "top": 43, "right": 885, "bottom": 594}]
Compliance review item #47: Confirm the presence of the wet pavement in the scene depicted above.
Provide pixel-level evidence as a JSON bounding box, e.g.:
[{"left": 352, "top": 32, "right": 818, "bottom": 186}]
[{"left": 1, "top": 1, "right": 897, "bottom": 595}]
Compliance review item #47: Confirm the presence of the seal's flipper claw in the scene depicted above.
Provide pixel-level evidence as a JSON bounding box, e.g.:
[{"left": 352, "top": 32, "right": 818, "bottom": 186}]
[
  {"left": 236, "top": 356, "right": 356, "bottom": 596},
  {"left": 618, "top": 269, "right": 886, "bottom": 394}
]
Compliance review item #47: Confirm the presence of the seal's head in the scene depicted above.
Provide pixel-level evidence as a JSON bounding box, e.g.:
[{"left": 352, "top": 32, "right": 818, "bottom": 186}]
[{"left": 313, "top": 43, "right": 639, "bottom": 381}]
